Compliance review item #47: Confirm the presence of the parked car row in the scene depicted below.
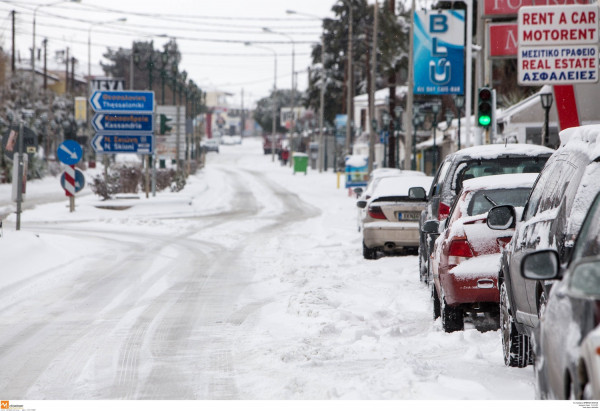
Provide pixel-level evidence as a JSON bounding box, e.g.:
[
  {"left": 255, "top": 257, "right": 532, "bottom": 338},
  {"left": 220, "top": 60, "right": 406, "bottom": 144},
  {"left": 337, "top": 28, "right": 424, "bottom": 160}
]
[{"left": 416, "top": 124, "right": 600, "bottom": 399}]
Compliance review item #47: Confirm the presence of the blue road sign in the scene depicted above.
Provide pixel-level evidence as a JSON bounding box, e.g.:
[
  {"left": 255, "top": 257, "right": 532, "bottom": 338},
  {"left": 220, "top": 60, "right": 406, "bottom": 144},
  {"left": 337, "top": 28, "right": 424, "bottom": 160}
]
[
  {"left": 60, "top": 168, "right": 86, "bottom": 193},
  {"left": 92, "top": 113, "right": 154, "bottom": 132},
  {"left": 90, "top": 90, "right": 154, "bottom": 113},
  {"left": 92, "top": 134, "right": 154, "bottom": 154},
  {"left": 57, "top": 139, "right": 83, "bottom": 165}
]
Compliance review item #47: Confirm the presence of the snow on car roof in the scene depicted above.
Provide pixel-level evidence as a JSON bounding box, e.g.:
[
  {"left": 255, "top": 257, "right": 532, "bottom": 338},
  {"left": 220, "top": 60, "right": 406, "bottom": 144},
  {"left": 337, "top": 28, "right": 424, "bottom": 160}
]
[
  {"left": 452, "top": 143, "right": 554, "bottom": 159},
  {"left": 559, "top": 124, "right": 600, "bottom": 160},
  {"left": 370, "top": 168, "right": 425, "bottom": 178},
  {"left": 371, "top": 175, "right": 434, "bottom": 197},
  {"left": 461, "top": 173, "right": 538, "bottom": 192}
]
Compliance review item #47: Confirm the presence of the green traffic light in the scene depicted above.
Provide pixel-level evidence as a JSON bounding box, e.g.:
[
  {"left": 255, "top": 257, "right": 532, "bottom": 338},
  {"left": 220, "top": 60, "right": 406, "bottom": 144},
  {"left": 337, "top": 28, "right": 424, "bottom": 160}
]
[{"left": 478, "top": 115, "right": 491, "bottom": 127}]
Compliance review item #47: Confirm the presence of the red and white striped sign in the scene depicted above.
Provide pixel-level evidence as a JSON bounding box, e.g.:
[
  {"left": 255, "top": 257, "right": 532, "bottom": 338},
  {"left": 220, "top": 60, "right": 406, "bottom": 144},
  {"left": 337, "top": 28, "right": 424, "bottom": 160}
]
[{"left": 64, "top": 165, "right": 76, "bottom": 197}]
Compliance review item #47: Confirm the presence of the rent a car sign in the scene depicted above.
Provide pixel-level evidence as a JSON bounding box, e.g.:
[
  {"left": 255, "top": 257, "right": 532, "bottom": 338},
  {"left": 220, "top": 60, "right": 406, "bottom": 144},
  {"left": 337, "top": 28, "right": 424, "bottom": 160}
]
[{"left": 518, "top": 4, "right": 599, "bottom": 85}]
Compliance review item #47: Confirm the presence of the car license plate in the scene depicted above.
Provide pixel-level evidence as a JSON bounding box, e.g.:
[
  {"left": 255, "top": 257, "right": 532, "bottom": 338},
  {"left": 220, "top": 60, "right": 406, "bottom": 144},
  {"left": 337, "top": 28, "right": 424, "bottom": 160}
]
[{"left": 398, "top": 212, "right": 420, "bottom": 221}]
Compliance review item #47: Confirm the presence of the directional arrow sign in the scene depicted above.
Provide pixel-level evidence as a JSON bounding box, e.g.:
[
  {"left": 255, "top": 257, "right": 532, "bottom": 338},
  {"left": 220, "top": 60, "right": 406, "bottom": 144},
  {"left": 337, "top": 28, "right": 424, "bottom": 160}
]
[
  {"left": 90, "top": 90, "right": 154, "bottom": 113},
  {"left": 92, "top": 134, "right": 154, "bottom": 154},
  {"left": 60, "top": 166, "right": 85, "bottom": 195},
  {"left": 57, "top": 139, "right": 83, "bottom": 165},
  {"left": 93, "top": 113, "right": 154, "bottom": 132}
]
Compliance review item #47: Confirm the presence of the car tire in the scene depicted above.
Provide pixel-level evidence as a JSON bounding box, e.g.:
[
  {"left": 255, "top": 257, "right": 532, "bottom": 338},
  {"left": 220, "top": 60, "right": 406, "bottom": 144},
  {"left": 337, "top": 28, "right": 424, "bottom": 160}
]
[
  {"left": 419, "top": 244, "right": 428, "bottom": 283},
  {"left": 441, "top": 297, "right": 463, "bottom": 333},
  {"left": 500, "top": 281, "right": 532, "bottom": 367},
  {"left": 363, "top": 242, "right": 376, "bottom": 260},
  {"left": 432, "top": 286, "right": 441, "bottom": 320}
]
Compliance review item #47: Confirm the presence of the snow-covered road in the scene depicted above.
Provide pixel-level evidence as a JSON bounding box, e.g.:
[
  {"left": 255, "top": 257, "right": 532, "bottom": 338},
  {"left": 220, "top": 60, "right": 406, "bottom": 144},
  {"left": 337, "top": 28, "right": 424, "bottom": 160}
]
[{"left": 0, "top": 138, "right": 535, "bottom": 400}]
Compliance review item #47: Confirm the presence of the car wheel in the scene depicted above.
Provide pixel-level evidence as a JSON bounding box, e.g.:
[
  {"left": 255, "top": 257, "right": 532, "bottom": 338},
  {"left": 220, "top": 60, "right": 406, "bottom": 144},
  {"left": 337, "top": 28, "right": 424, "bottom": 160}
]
[
  {"left": 500, "top": 281, "right": 532, "bottom": 367},
  {"left": 432, "top": 286, "right": 441, "bottom": 320},
  {"left": 441, "top": 297, "right": 464, "bottom": 333},
  {"left": 363, "top": 242, "right": 376, "bottom": 260}
]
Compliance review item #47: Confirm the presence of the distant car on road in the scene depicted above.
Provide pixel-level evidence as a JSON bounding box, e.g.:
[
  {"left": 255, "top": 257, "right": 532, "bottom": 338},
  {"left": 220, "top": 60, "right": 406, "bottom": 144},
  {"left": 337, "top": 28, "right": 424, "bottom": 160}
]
[
  {"left": 201, "top": 139, "right": 219, "bottom": 153},
  {"left": 425, "top": 174, "right": 537, "bottom": 333},
  {"left": 222, "top": 135, "right": 242, "bottom": 145},
  {"left": 521, "top": 191, "right": 600, "bottom": 399},
  {"left": 357, "top": 174, "right": 433, "bottom": 259}
]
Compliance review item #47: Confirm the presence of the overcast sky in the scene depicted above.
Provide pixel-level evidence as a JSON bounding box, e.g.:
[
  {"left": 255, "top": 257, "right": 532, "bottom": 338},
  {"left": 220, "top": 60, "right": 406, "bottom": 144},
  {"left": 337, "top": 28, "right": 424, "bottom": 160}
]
[{"left": 0, "top": 0, "right": 346, "bottom": 107}]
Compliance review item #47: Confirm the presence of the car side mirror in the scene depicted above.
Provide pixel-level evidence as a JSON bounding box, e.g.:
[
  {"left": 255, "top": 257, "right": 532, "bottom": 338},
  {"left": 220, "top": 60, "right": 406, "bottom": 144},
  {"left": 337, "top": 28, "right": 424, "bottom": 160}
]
[
  {"left": 422, "top": 219, "right": 440, "bottom": 234},
  {"left": 487, "top": 205, "right": 516, "bottom": 230},
  {"left": 408, "top": 186, "right": 427, "bottom": 201},
  {"left": 353, "top": 187, "right": 364, "bottom": 197},
  {"left": 357, "top": 200, "right": 367, "bottom": 209},
  {"left": 521, "top": 249, "right": 560, "bottom": 280}
]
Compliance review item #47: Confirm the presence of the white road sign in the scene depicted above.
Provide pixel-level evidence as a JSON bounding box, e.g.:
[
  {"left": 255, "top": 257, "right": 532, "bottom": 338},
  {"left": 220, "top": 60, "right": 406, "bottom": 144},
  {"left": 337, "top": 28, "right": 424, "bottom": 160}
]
[{"left": 518, "top": 4, "right": 600, "bottom": 85}]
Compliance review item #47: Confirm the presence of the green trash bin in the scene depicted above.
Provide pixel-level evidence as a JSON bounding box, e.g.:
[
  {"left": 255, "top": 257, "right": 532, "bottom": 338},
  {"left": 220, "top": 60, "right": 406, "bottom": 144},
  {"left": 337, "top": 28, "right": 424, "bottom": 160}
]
[{"left": 293, "top": 153, "right": 309, "bottom": 174}]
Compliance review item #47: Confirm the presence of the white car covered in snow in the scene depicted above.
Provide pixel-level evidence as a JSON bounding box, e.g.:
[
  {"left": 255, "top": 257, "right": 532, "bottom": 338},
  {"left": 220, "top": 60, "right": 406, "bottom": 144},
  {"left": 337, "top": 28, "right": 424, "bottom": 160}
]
[{"left": 357, "top": 174, "right": 433, "bottom": 259}]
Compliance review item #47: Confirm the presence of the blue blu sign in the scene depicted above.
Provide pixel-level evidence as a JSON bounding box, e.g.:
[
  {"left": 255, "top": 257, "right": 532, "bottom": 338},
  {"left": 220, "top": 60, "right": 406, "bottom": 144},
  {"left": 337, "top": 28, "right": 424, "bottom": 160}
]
[
  {"left": 90, "top": 91, "right": 154, "bottom": 113},
  {"left": 57, "top": 139, "right": 83, "bottom": 165},
  {"left": 92, "top": 113, "right": 154, "bottom": 132},
  {"left": 413, "top": 10, "right": 465, "bottom": 95},
  {"left": 92, "top": 134, "right": 154, "bottom": 154}
]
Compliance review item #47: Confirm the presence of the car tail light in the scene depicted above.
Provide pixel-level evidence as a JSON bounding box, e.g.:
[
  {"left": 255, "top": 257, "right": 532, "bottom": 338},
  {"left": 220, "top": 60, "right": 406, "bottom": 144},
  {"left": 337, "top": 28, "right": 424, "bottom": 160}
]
[
  {"left": 438, "top": 202, "right": 450, "bottom": 221},
  {"left": 496, "top": 236, "right": 513, "bottom": 249},
  {"left": 448, "top": 238, "right": 474, "bottom": 258},
  {"left": 368, "top": 206, "right": 386, "bottom": 219},
  {"left": 448, "top": 237, "right": 474, "bottom": 268}
]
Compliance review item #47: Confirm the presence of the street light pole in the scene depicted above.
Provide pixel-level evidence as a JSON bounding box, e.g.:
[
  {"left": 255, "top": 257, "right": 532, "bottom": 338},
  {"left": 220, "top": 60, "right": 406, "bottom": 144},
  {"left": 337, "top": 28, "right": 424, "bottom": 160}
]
[
  {"left": 263, "top": 27, "right": 295, "bottom": 164},
  {"left": 32, "top": 1, "right": 80, "bottom": 96},
  {"left": 540, "top": 92, "right": 553, "bottom": 147},
  {"left": 88, "top": 18, "right": 126, "bottom": 80},
  {"left": 286, "top": 9, "right": 326, "bottom": 171},
  {"left": 246, "top": 42, "right": 277, "bottom": 162},
  {"left": 431, "top": 102, "right": 440, "bottom": 173}
]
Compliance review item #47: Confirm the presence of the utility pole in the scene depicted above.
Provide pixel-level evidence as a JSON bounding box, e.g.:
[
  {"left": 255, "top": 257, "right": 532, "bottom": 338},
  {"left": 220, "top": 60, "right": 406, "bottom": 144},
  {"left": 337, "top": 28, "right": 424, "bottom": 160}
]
[
  {"left": 405, "top": 0, "right": 415, "bottom": 171},
  {"left": 11, "top": 10, "right": 15, "bottom": 73},
  {"left": 241, "top": 88, "right": 245, "bottom": 138},
  {"left": 368, "top": 1, "right": 379, "bottom": 175},
  {"left": 43, "top": 38, "right": 48, "bottom": 89},
  {"left": 345, "top": 2, "right": 353, "bottom": 158},
  {"left": 65, "top": 47, "right": 69, "bottom": 94},
  {"left": 318, "top": 35, "right": 325, "bottom": 172},
  {"left": 388, "top": 0, "right": 396, "bottom": 168}
]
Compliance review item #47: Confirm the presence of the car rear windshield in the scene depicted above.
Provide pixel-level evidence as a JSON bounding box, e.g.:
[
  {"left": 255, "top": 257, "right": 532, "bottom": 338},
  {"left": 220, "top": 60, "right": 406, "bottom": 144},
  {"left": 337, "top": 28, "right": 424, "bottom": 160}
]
[
  {"left": 455, "top": 156, "right": 548, "bottom": 193},
  {"left": 468, "top": 187, "right": 531, "bottom": 216},
  {"left": 372, "top": 196, "right": 423, "bottom": 203}
]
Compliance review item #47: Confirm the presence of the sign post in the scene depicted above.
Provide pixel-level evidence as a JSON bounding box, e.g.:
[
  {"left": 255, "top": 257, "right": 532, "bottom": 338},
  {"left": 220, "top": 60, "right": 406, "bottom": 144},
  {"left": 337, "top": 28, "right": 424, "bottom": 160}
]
[
  {"left": 57, "top": 139, "right": 83, "bottom": 212},
  {"left": 90, "top": 90, "right": 155, "bottom": 198}
]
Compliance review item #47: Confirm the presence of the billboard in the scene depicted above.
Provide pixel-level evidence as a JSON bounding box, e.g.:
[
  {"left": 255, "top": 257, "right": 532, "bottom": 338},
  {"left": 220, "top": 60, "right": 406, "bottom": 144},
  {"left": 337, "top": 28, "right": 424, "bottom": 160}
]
[
  {"left": 517, "top": 4, "right": 599, "bottom": 85},
  {"left": 484, "top": 0, "right": 591, "bottom": 18},
  {"left": 413, "top": 10, "right": 465, "bottom": 95}
]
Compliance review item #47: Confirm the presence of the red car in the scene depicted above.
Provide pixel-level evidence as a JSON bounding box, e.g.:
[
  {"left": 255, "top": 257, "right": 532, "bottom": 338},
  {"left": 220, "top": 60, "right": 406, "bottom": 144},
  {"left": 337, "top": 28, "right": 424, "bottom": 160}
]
[{"left": 424, "top": 174, "right": 538, "bottom": 333}]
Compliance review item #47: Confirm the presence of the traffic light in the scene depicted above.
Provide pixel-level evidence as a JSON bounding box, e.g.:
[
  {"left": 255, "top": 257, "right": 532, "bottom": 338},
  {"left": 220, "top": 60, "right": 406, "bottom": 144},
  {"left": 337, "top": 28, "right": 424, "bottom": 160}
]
[
  {"left": 159, "top": 114, "right": 172, "bottom": 134},
  {"left": 477, "top": 87, "right": 493, "bottom": 128}
]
